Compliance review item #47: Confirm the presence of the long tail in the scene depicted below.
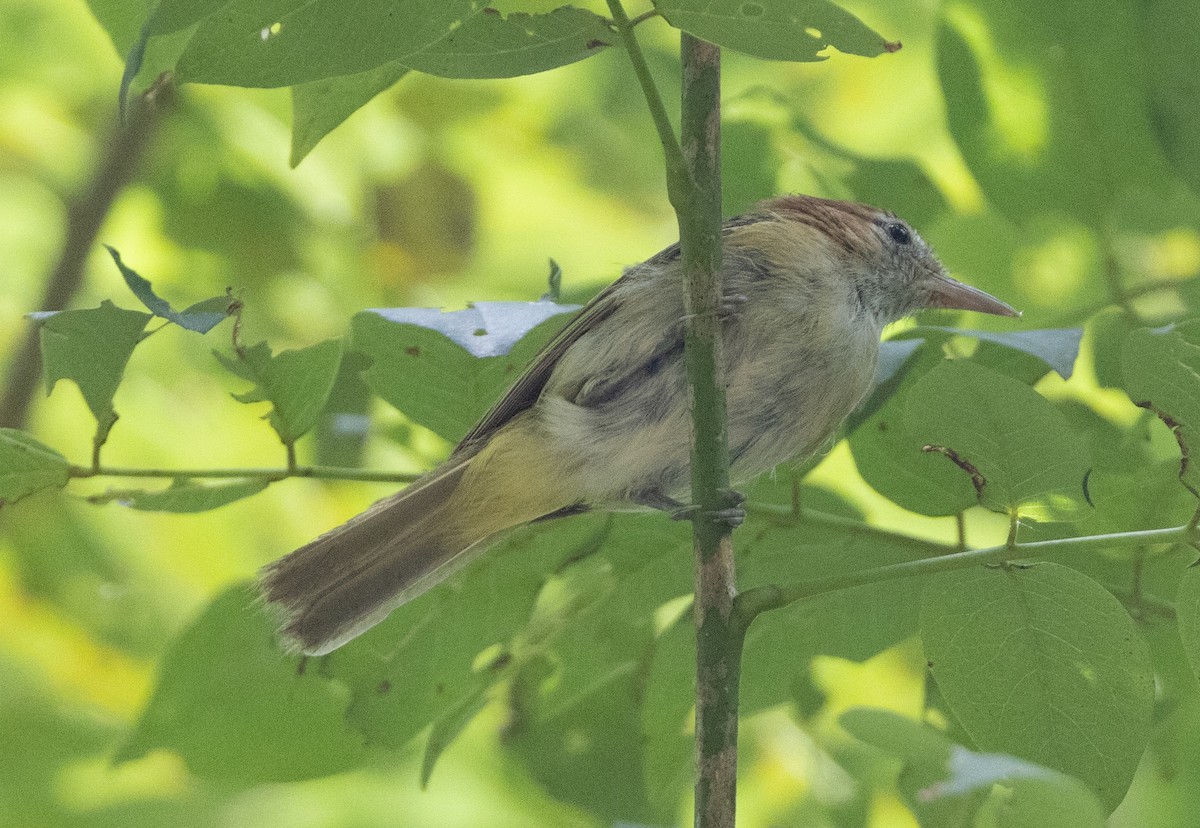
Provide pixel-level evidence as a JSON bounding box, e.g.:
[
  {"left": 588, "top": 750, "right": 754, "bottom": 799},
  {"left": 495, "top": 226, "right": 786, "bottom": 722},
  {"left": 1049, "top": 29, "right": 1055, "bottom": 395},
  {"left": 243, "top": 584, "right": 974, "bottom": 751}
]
[{"left": 259, "top": 423, "right": 575, "bottom": 655}]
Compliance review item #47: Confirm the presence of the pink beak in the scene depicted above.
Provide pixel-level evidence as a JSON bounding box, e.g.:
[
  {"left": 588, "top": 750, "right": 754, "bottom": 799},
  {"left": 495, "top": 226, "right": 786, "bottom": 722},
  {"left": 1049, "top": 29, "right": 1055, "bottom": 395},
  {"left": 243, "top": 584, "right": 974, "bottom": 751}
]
[{"left": 926, "top": 273, "right": 1020, "bottom": 317}]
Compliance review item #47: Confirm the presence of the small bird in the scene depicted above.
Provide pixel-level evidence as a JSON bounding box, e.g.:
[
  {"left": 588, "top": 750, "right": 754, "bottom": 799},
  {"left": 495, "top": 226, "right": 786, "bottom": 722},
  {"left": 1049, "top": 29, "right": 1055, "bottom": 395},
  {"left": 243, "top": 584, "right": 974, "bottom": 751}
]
[{"left": 261, "top": 194, "right": 1017, "bottom": 655}]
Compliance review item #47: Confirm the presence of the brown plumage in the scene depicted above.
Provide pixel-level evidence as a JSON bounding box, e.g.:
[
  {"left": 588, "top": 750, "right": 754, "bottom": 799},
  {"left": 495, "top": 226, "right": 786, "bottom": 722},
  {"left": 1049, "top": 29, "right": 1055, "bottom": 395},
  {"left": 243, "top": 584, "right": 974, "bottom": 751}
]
[{"left": 260, "top": 194, "right": 1017, "bottom": 655}]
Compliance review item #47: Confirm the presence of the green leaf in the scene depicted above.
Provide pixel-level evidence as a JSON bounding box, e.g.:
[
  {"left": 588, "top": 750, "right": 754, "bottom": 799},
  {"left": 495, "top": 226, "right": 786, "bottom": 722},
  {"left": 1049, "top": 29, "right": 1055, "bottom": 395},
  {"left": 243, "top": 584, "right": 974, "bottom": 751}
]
[
  {"left": 176, "top": 0, "right": 474, "bottom": 88},
  {"left": 334, "top": 515, "right": 605, "bottom": 753},
  {"left": 351, "top": 302, "right": 576, "bottom": 443},
  {"left": 86, "top": 478, "right": 270, "bottom": 512},
  {"left": 971, "top": 768, "right": 1107, "bottom": 828},
  {"left": 175, "top": 0, "right": 470, "bottom": 86},
  {"left": 652, "top": 0, "right": 897, "bottom": 62},
  {"left": 1121, "top": 322, "right": 1200, "bottom": 495},
  {"left": 0, "top": 430, "right": 70, "bottom": 505},
  {"left": 844, "top": 709, "right": 1105, "bottom": 827},
  {"left": 181, "top": 3, "right": 610, "bottom": 91},
  {"left": 1089, "top": 308, "right": 1137, "bottom": 389},
  {"left": 1176, "top": 565, "right": 1200, "bottom": 683},
  {"left": 840, "top": 708, "right": 951, "bottom": 768},
  {"left": 83, "top": 0, "right": 156, "bottom": 53},
  {"left": 1145, "top": 0, "right": 1200, "bottom": 192},
  {"left": 506, "top": 667, "right": 653, "bottom": 823},
  {"left": 641, "top": 611, "right": 695, "bottom": 818},
  {"left": 420, "top": 677, "right": 490, "bottom": 788},
  {"left": 903, "top": 359, "right": 1090, "bottom": 513},
  {"left": 214, "top": 339, "right": 343, "bottom": 445},
  {"left": 403, "top": 7, "right": 613, "bottom": 79},
  {"left": 36, "top": 301, "right": 151, "bottom": 444},
  {"left": 922, "top": 564, "right": 1154, "bottom": 810},
  {"left": 902, "top": 326, "right": 1084, "bottom": 380},
  {"left": 118, "top": 584, "right": 363, "bottom": 781},
  {"left": 736, "top": 487, "right": 937, "bottom": 713},
  {"left": 722, "top": 119, "right": 779, "bottom": 216},
  {"left": 513, "top": 519, "right": 690, "bottom": 824},
  {"left": 313, "top": 350, "right": 374, "bottom": 468},
  {"left": 105, "top": 246, "right": 229, "bottom": 333},
  {"left": 291, "top": 62, "right": 409, "bottom": 167},
  {"left": 934, "top": 6, "right": 1170, "bottom": 231},
  {"left": 850, "top": 350, "right": 977, "bottom": 516},
  {"left": 147, "top": 0, "right": 228, "bottom": 36}
]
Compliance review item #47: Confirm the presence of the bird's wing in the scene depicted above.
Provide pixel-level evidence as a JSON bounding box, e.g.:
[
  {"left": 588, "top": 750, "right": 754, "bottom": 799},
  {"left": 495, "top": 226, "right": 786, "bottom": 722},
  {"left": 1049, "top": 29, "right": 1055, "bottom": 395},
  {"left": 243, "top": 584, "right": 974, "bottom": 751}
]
[
  {"left": 453, "top": 214, "right": 773, "bottom": 456},
  {"left": 452, "top": 268, "right": 636, "bottom": 455}
]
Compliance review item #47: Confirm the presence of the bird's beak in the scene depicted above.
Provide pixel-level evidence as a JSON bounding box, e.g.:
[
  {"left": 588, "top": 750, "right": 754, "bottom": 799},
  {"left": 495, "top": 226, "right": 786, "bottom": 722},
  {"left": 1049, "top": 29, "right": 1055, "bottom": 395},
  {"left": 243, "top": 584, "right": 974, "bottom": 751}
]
[{"left": 925, "top": 273, "right": 1020, "bottom": 317}]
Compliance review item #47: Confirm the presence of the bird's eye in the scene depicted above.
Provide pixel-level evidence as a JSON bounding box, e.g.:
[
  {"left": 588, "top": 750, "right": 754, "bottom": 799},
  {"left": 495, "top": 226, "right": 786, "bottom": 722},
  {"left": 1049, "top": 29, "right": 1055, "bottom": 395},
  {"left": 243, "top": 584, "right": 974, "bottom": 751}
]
[{"left": 886, "top": 222, "right": 912, "bottom": 245}]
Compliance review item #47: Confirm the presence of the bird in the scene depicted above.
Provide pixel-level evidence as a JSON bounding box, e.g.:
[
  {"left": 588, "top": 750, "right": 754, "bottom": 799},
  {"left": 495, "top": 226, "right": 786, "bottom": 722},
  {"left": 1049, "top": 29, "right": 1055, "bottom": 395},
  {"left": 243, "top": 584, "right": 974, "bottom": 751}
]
[{"left": 260, "top": 194, "right": 1018, "bottom": 655}]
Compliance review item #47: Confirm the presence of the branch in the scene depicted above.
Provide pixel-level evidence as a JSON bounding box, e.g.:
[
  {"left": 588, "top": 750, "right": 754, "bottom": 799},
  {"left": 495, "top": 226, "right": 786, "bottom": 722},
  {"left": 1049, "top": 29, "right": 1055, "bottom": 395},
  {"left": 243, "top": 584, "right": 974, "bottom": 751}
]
[
  {"left": 68, "top": 463, "right": 420, "bottom": 484},
  {"left": 735, "top": 524, "right": 1200, "bottom": 623},
  {"left": 747, "top": 501, "right": 958, "bottom": 557},
  {"left": 609, "top": 5, "right": 738, "bottom": 823},
  {"left": 677, "top": 34, "right": 740, "bottom": 828},
  {"left": 605, "top": 0, "right": 688, "bottom": 198},
  {"left": 0, "top": 74, "right": 174, "bottom": 429}
]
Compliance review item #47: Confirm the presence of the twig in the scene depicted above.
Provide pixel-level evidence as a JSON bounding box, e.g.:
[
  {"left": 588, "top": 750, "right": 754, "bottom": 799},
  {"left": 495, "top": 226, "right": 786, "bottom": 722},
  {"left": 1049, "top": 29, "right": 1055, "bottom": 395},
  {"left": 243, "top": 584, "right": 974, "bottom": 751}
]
[
  {"left": 675, "top": 33, "right": 739, "bottom": 828},
  {"left": 735, "top": 524, "right": 1200, "bottom": 622},
  {"left": 68, "top": 463, "right": 420, "bottom": 484},
  {"left": 0, "top": 74, "right": 174, "bottom": 429}
]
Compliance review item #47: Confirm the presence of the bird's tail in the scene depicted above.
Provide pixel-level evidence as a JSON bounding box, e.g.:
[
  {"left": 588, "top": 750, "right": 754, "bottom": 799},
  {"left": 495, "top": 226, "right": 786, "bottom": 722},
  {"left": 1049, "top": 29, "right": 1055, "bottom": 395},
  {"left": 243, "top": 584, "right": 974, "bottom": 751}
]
[{"left": 260, "top": 422, "right": 576, "bottom": 655}]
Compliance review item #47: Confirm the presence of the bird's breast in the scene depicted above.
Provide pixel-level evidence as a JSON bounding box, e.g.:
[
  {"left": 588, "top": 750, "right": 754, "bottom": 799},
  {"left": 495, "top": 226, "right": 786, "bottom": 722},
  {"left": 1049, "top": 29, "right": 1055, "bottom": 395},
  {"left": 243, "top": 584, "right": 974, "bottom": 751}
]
[{"left": 725, "top": 318, "right": 879, "bottom": 482}]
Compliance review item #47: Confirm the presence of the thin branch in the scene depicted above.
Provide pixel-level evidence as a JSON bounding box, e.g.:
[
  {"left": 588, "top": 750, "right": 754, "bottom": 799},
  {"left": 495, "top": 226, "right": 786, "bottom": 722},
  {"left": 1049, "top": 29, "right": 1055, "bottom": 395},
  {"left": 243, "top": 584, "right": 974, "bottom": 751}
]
[
  {"left": 605, "top": 0, "right": 688, "bottom": 196},
  {"left": 629, "top": 9, "right": 662, "bottom": 26},
  {"left": 68, "top": 463, "right": 420, "bottom": 484},
  {"left": 1101, "top": 236, "right": 1140, "bottom": 323},
  {"left": 1047, "top": 275, "right": 1198, "bottom": 327},
  {"left": 735, "top": 523, "right": 1200, "bottom": 622},
  {"left": 748, "top": 501, "right": 956, "bottom": 557},
  {"left": 0, "top": 74, "right": 174, "bottom": 429}
]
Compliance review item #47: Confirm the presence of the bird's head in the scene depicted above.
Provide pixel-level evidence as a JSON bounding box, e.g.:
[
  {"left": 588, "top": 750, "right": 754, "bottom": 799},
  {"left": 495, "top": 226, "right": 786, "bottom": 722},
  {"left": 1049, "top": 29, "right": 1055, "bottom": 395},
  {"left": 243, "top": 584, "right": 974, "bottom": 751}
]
[{"left": 758, "top": 195, "right": 1018, "bottom": 326}]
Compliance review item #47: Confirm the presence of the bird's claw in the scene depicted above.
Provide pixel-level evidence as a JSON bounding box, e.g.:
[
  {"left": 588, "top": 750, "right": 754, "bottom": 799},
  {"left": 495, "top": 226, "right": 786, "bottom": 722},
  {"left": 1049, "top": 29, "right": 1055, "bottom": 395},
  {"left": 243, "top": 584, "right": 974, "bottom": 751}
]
[{"left": 668, "top": 488, "right": 746, "bottom": 528}]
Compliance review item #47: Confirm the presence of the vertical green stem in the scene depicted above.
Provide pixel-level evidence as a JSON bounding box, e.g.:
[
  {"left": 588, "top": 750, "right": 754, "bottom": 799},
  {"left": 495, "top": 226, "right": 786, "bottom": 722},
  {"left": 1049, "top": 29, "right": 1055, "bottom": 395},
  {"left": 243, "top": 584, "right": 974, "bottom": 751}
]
[
  {"left": 676, "top": 34, "right": 740, "bottom": 828},
  {"left": 606, "top": 6, "right": 740, "bottom": 822}
]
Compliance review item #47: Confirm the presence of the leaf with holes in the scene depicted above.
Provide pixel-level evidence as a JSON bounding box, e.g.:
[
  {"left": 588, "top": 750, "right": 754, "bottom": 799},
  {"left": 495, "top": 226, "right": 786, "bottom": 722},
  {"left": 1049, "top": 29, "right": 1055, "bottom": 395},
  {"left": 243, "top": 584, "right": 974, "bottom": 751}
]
[
  {"left": 1121, "top": 322, "right": 1200, "bottom": 496},
  {"left": 403, "top": 7, "right": 613, "bottom": 79},
  {"left": 903, "top": 359, "right": 1090, "bottom": 513},
  {"left": 351, "top": 302, "right": 577, "bottom": 443},
  {"left": 850, "top": 349, "right": 978, "bottom": 516},
  {"left": 214, "top": 339, "right": 342, "bottom": 445},
  {"left": 177, "top": 0, "right": 477, "bottom": 87},
  {"left": 922, "top": 564, "right": 1153, "bottom": 811},
  {"left": 652, "top": 0, "right": 896, "bottom": 62},
  {"left": 184, "top": 3, "right": 613, "bottom": 92}
]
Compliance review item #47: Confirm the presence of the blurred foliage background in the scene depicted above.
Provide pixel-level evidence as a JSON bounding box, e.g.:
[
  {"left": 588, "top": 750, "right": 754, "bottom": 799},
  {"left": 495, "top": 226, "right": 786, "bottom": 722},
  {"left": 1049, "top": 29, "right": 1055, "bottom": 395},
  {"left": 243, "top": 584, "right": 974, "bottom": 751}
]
[{"left": 1, "top": 0, "right": 1199, "bottom": 825}]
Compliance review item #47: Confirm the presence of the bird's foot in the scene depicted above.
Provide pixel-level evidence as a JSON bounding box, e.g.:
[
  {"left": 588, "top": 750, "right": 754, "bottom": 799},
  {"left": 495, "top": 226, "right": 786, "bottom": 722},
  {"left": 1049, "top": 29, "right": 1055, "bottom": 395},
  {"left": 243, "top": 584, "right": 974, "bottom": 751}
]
[{"left": 632, "top": 487, "right": 746, "bottom": 529}]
